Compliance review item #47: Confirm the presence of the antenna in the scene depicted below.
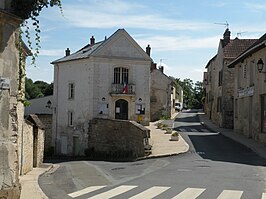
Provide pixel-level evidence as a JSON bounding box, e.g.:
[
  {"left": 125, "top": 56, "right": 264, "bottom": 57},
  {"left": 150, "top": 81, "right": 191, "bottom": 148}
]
[
  {"left": 236, "top": 31, "right": 247, "bottom": 38},
  {"left": 214, "top": 21, "right": 229, "bottom": 29}
]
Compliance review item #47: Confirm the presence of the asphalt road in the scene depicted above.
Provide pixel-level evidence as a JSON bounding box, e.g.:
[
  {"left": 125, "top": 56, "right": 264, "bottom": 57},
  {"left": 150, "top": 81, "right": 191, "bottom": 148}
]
[{"left": 40, "top": 110, "right": 266, "bottom": 199}]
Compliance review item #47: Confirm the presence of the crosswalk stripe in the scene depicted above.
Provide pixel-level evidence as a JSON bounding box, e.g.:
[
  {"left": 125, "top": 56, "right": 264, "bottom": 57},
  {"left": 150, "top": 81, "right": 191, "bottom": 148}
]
[
  {"left": 179, "top": 128, "right": 186, "bottom": 132},
  {"left": 87, "top": 185, "right": 137, "bottom": 199},
  {"left": 201, "top": 129, "right": 209, "bottom": 132},
  {"left": 128, "top": 186, "right": 170, "bottom": 199},
  {"left": 217, "top": 190, "right": 243, "bottom": 199},
  {"left": 68, "top": 186, "right": 106, "bottom": 198},
  {"left": 191, "top": 129, "right": 198, "bottom": 132},
  {"left": 171, "top": 188, "right": 205, "bottom": 199},
  {"left": 262, "top": 193, "right": 266, "bottom": 199}
]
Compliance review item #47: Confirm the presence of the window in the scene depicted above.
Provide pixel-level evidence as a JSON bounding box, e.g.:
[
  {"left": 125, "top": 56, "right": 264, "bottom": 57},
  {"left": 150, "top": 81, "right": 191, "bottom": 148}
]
[
  {"left": 235, "top": 99, "right": 238, "bottom": 119},
  {"left": 217, "top": 97, "right": 222, "bottom": 112},
  {"left": 243, "top": 63, "right": 247, "bottom": 79},
  {"left": 114, "top": 67, "right": 128, "bottom": 84},
  {"left": 250, "top": 61, "right": 254, "bottom": 85},
  {"left": 218, "top": 70, "right": 223, "bottom": 86},
  {"left": 68, "top": 111, "right": 73, "bottom": 126},
  {"left": 68, "top": 83, "right": 75, "bottom": 99}
]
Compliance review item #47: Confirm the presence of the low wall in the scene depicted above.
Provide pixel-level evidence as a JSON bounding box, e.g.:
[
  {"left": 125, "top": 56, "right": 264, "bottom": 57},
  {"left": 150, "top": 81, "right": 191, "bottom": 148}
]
[{"left": 87, "top": 118, "right": 150, "bottom": 160}]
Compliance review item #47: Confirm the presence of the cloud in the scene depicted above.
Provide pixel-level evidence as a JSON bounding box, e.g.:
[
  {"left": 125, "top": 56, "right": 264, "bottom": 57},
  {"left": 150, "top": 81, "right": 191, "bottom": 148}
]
[
  {"left": 39, "top": 49, "right": 64, "bottom": 56},
  {"left": 244, "top": 2, "right": 266, "bottom": 11},
  {"left": 136, "top": 35, "right": 220, "bottom": 51},
  {"left": 45, "top": 1, "right": 211, "bottom": 31}
]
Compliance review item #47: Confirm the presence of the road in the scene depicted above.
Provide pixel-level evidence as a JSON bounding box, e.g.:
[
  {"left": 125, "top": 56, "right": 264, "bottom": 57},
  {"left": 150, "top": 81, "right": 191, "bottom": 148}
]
[{"left": 40, "top": 110, "right": 266, "bottom": 199}]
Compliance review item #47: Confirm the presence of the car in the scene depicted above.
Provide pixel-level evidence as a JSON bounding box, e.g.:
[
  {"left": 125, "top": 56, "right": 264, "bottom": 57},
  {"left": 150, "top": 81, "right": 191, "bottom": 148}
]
[{"left": 175, "top": 102, "right": 182, "bottom": 111}]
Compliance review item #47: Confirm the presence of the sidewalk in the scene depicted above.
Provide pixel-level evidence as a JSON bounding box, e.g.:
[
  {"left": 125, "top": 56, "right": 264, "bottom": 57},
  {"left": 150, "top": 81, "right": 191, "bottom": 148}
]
[
  {"left": 198, "top": 111, "right": 266, "bottom": 160},
  {"left": 19, "top": 112, "right": 190, "bottom": 199},
  {"left": 20, "top": 164, "right": 53, "bottom": 199}
]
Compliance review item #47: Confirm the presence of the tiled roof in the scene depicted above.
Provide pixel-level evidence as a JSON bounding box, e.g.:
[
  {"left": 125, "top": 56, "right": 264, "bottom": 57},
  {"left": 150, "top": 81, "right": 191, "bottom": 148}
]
[
  {"left": 223, "top": 38, "right": 257, "bottom": 59},
  {"left": 227, "top": 33, "right": 266, "bottom": 68}
]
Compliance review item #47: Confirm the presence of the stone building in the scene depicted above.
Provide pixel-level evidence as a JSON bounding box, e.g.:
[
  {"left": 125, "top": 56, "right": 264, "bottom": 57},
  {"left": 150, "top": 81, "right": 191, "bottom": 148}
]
[
  {"left": 227, "top": 33, "right": 266, "bottom": 142},
  {"left": 0, "top": 4, "right": 27, "bottom": 198},
  {"left": 51, "top": 29, "right": 152, "bottom": 156},
  {"left": 150, "top": 64, "right": 177, "bottom": 121},
  {"left": 204, "top": 29, "right": 257, "bottom": 128}
]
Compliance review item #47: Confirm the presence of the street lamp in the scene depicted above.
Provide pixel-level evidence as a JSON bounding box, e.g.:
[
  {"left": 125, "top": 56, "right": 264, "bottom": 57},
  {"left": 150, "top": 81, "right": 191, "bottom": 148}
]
[{"left": 257, "top": 58, "right": 265, "bottom": 73}]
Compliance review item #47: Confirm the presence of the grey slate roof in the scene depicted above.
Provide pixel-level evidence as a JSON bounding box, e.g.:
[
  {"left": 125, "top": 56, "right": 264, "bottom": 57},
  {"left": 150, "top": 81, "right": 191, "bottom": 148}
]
[{"left": 51, "top": 41, "right": 104, "bottom": 64}]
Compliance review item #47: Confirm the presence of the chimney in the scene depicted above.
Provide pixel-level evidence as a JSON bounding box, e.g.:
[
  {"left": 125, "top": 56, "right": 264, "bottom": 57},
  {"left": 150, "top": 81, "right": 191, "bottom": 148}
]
[
  {"left": 159, "top": 66, "right": 164, "bottom": 73},
  {"left": 65, "top": 48, "right": 70, "bottom": 56},
  {"left": 90, "top": 36, "right": 95, "bottom": 45},
  {"left": 146, "top": 44, "right": 151, "bottom": 56},
  {"left": 150, "top": 62, "right": 157, "bottom": 71},
  {"left": 223, "top": 28, "right": 231, "bottom": 46}
]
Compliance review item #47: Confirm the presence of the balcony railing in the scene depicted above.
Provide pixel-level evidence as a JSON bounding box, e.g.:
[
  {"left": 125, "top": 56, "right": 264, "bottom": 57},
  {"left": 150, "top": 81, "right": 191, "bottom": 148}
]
[{"left": 110, "top": 83, "right": 135, "bottom": 95}]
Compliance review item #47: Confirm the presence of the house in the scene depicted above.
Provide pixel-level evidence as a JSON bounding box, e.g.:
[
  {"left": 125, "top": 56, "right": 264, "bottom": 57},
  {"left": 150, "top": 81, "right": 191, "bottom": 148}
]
[
  {"left": 150, "top": 64, "right": 178, "bottom": 121},
  {"left": 227, "top": 33, "right": 266, "bottom": 142},
  {"left": 25, "top": 95, "right": 54, "bottom": 156},
  {"left": 51, "top": 29, "right": 152, "bottom": 156},
  {"left": 204, "top": 28, "right": 257, "bottom": 128}
]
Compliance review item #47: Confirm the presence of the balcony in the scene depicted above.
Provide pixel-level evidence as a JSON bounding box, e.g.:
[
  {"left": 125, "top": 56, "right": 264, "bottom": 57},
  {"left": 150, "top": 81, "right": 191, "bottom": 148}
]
[{"left": 110, "top": 83, "right": 135, "bottom": 96}]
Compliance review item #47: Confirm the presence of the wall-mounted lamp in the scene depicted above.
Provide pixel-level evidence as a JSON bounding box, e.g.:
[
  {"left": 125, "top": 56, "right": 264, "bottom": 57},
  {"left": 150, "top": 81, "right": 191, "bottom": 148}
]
[
  {"left": 46, "top": 100, "right": 52, "bottom": 109},
  {"left": 257, "top": 58, "right": 265, "bottom": 73},
  {"left": 102, "top": 97, "right": 106, "bottom": 101},
  {"left": 138, "top": 98, "right": 142, "bottom": 102}
]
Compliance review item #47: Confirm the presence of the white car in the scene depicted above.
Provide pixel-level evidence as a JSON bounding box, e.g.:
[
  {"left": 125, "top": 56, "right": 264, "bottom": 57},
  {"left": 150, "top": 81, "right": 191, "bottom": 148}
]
[{"left": 175, "top": 102, "right": 182, "bottom": 111}]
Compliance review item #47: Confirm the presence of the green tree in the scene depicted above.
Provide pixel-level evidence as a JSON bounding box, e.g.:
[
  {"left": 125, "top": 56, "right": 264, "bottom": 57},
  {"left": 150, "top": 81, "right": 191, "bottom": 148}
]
[{"left": 25, "top": 78, "right": 53, "bottom": 99}]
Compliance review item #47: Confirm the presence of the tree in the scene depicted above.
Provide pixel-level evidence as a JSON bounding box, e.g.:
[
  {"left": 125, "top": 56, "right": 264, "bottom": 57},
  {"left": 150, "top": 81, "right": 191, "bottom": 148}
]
[
  {"left": 175, "top": 78, "right": 204, "bottom": 109},
  {"left": 25, "top": 78, "right": 53, "bottom": 99}
]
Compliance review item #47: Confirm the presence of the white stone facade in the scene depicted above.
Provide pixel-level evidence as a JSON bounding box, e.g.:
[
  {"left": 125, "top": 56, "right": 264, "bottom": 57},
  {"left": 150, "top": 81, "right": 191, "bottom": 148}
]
[{"left": 52, "top": 29, "right": 152, "bottom": 156}]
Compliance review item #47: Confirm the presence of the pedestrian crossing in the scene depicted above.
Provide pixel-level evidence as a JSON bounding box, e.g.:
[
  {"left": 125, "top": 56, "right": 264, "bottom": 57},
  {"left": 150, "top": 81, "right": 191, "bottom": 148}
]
[
  {"left": 176, "top": 128, "right": 213, "bottom": 133},
  {"left": 67, "top": 185, "right": 266, "bottom": 199}
]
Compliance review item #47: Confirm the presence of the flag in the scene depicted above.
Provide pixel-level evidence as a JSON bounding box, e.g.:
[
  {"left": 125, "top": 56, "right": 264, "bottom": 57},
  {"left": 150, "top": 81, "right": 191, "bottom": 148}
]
[{"left": 122, "top": 82, "right": 128, "bottom": 93}]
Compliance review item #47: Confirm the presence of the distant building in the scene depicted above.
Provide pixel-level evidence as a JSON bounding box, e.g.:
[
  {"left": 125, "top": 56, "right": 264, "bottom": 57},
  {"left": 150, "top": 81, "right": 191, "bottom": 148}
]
[
  {"left": 150, "top": 64, "right": 178, "bottom": 121},
  {"left": 51, "top": 29, "right": 152, "bottom": 156}
]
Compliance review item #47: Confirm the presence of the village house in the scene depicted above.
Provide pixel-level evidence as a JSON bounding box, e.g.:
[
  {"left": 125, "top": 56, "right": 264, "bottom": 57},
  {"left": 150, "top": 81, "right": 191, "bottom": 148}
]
[
  {"left": 204, "top": 29, "right": 257, "bottom": 128},
  {"left": 227, "top": 33, "right": 266, "bottom": 142},
  {"left": 150, "top": 64, "right": 178, "bottom": 121},
  {"left": 51, "top": 29, "right": 152, "bottom": 156}
]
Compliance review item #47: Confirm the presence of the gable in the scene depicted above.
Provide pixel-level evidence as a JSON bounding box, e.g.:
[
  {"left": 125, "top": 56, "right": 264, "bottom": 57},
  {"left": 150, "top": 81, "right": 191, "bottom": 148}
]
[{"left": 92, "top": 29, "right": 152, "bottom": 61}]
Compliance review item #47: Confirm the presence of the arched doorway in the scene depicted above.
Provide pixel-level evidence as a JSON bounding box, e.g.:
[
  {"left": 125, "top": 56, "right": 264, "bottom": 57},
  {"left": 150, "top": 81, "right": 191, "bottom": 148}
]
[{"left": 115, "top": 99, "right": 128, "bottom": 120}]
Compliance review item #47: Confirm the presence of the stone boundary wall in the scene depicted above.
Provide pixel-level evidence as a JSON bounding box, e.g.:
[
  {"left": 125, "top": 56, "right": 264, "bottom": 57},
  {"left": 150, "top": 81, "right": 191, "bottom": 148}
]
[{"left": 87, "top": 118, "right": 150, "bottom": 159}]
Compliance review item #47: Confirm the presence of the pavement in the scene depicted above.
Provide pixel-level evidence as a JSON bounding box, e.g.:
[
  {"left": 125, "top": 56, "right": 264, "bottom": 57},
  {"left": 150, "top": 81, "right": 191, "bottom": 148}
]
[{"left": 19, "top": 110, "right": 266, "bottom": 198}]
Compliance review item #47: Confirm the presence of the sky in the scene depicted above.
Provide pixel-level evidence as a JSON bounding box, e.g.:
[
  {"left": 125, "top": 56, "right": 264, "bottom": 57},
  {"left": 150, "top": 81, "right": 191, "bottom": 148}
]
[{"left": 25, "top": 0, "right": 266, "bottom": 83}]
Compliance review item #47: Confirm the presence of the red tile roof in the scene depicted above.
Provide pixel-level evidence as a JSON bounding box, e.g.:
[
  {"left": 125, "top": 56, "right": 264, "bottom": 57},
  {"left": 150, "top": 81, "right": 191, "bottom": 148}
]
[{"left": 223, "top": 38, "right": 257, "bottom": 59}]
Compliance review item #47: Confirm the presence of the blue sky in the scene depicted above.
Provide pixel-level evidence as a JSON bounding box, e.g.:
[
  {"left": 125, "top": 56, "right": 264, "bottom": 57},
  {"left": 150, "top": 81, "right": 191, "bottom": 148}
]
[{"left": 25, "top": 0, "right": 266, "bottom": 83}]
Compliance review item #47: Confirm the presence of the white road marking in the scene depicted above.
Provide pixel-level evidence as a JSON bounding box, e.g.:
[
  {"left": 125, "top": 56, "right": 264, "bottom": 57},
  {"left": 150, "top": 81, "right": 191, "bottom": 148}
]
[
  {"left": 179, "top": 128, "right": 186, "bottom": 132},
  {"left": 217, "top": 190, "right": 243, "bottom": 199},
  {"left": 201, "top": 129, "right": 209, "bottom": 132},
  {"left": 191, "top": 129, "right": 198, "bottom": 132},
  {"left": 68, "top": 186, "right": 106, "bottom": 198},
  {"left": 171, "top": 188, "right": 205, "bottom": 199},
  {"left": 128, "top": 186, "right": 170, "bottom": 199},
  {"left": 87, "top": 185, "right": 137, "bottom": 199}
]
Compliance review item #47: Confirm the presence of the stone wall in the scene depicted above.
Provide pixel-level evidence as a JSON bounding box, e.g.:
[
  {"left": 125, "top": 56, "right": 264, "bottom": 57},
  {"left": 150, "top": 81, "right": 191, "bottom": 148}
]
[
  {"left": 87, "top": 118, "right": 150, "bottom": 159},
  {"left": 0, "top": 10, "right": 23, "bottom": 199},
  {"left": 37, "top": 114, "right": 53, "bottom": 156},
  {"left": 21, "top": 121, "right": 34, "bottom": 175}
]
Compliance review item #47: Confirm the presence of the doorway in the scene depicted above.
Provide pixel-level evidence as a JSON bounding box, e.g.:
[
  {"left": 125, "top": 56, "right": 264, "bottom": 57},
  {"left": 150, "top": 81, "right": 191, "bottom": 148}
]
[{"left": 115, "top": 99, "right": 128, "bottom": 120}]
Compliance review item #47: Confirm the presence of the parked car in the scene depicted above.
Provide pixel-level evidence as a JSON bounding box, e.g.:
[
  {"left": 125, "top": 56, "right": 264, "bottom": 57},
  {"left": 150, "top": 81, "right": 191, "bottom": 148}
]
[{"left": 175, "top": 102, "right": 182, "bottom": 111}]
